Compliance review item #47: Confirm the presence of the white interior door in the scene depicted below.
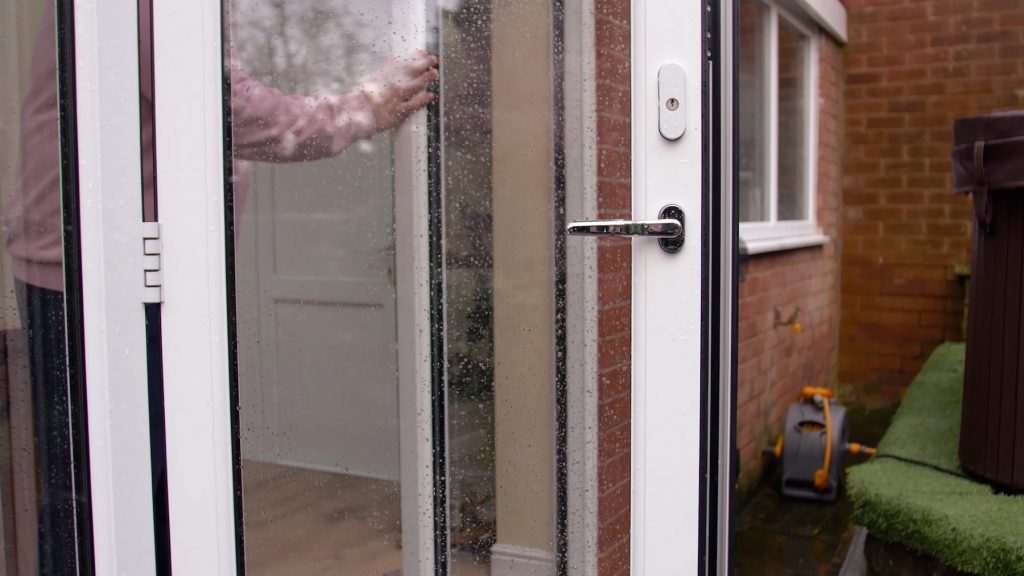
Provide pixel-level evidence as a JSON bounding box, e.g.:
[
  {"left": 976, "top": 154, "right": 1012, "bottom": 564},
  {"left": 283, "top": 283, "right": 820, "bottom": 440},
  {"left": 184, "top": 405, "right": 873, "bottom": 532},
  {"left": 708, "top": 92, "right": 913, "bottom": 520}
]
[
  {"left": 232, "top": 0, "right": 402, "bottom": 480},
  {"left": 237, "top": 131, "right": 401, "bottom": 480}
]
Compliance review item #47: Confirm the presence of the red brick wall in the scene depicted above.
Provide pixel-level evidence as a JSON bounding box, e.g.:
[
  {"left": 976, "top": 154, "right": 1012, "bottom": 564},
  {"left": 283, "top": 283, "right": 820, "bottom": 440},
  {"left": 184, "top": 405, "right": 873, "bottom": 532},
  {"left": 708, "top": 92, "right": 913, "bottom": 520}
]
[
  {"left": 839, "top": 0, "right": 1024, "bottom": 403},
  {"left": 735, "top": 34, "right": 845, "bottom": 492},
  {"left": 594, "top": 0, "right": 631, "bottom": 574}
]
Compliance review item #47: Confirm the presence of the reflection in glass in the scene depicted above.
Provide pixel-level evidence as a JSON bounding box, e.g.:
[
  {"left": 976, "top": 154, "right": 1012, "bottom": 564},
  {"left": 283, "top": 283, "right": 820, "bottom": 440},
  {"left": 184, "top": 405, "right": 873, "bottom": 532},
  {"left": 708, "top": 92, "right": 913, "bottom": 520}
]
[
  {"left": 228, "top": 1, "right": 562, "bottom": 574},
  {"left": 228, "top": 1, "right": 436, "bottom": 573},
  {"left": 777, "top": 18, "right": 808, "bottom": 221},
  {"left": 0, "top": 2, "right": 81, "bottom": 573},
  {"left": 738, "top": 0, "right": 769, "bottom": 223},
  {"left": 441, "top": 2, "right": 497, "bottom": 573},
  {"left": 443, "top": 2, "right": 562, "bottom": 574}
]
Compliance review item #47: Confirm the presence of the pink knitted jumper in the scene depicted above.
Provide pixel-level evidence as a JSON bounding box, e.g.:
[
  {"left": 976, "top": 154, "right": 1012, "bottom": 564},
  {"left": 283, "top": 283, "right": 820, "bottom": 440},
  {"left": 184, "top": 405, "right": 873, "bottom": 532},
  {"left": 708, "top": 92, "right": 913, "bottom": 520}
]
[{"left": 5, "top": 5, "right": 378, "bottom": 292}]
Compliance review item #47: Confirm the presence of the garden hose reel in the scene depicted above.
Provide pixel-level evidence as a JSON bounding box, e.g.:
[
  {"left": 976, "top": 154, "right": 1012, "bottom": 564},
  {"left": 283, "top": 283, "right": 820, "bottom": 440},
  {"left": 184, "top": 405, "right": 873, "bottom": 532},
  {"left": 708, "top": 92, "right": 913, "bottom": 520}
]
[{"left": 764, "top": 387, "right": 875, "bottom": 503}]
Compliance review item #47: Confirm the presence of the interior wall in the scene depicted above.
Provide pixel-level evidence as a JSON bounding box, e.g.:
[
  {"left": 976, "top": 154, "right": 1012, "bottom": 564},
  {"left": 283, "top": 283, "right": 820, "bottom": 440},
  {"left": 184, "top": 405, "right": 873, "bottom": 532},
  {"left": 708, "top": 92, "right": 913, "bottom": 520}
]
[
  {"left": 439, "top": 0, "right": 499, "bottom": 558},
  {"left": 490, "top": 0, "right": 557, "bottom": 559}
]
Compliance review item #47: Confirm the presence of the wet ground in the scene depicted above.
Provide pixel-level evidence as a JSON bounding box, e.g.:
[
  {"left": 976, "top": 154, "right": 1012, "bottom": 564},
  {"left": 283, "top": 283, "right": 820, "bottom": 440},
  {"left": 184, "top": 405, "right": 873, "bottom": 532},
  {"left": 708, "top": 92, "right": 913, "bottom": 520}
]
[{"left": 734, "top": 406, "right": 896, "bottom": 576}]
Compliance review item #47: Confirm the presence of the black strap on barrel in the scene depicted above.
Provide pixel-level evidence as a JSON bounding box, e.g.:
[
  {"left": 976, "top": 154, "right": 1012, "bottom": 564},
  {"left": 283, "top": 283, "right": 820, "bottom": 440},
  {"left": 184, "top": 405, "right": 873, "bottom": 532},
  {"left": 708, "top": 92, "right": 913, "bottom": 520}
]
[
  {"left": 953, "top": 134, "right": 1024, "bottom": 236},
  {"left": 973, "top": 140, "right": 993, "bottom": 235}
]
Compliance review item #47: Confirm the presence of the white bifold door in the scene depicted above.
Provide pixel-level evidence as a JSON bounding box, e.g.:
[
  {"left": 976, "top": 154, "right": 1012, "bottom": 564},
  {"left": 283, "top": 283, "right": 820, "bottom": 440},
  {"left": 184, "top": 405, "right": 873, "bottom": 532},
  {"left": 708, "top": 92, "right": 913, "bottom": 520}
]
[{"left": 73, "top": 0, "right": 732, "bottom": 574}]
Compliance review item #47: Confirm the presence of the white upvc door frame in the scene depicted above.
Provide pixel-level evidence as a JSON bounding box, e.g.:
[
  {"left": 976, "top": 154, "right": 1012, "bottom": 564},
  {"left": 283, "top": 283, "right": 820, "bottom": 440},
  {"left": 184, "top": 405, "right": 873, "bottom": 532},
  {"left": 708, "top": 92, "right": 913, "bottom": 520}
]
[
  {"left": 631, "top": 0, "right": 720, "bottom": 574},
  {"left": 150, "top": 1, "right": 237, "bottom": 573},
  {"left": 73, "top": 0, "right": 158, "bottom": 573},
  {"left": 718, "top": 0, "right": 739, "bottom": 574},
  {"left": 127, "top": 0, "right": 729, "bottom": 573},
  {"left": 391, "top": 1, "right": 438, "bottom": 573}
]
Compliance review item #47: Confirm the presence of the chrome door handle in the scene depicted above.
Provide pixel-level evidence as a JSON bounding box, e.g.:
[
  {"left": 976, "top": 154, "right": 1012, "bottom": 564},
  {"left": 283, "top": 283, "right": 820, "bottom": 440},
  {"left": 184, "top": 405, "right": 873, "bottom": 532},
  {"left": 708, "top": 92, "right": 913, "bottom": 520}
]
[
  {"left": 566, "top": 219, "right": 681, "bottom": 237},
  {"left": 567, "top": 204, "right": 685, "bottom": 253}
]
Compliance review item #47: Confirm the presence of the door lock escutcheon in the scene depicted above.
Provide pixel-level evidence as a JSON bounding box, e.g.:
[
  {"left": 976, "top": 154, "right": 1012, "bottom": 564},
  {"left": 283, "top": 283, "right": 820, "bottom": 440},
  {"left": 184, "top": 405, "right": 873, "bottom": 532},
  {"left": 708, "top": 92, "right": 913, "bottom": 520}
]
[
  {"left": 658, "top": 63, "right": 686, "bottom": 141},
  {"left": 566, "top": 204, "right": 685, "bottom": 254}
]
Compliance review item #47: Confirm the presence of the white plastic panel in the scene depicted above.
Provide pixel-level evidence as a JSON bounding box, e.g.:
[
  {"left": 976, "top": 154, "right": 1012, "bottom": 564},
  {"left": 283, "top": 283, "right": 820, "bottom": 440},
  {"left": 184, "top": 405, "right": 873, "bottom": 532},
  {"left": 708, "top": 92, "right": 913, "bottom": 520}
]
[
  {"left": 632, "top": 0, "right": 705, "bottom": 573},
  {"left": 151, "top": 0, "right": 237, "bottom": 572},
  {"left": 73, "top": 0, "right": 157, "bottom": 572}
]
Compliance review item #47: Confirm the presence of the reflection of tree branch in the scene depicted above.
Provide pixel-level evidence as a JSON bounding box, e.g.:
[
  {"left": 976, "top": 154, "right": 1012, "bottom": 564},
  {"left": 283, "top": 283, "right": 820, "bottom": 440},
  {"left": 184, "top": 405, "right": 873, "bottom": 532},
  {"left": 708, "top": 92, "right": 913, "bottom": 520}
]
[
  {"left": 336, "top": 14, "right": 358, "bottom": 83},
  {"left": 272, "top": 0, "right": 292, "bottom": 90},
  {"left": 232, "top": 0, "right": 378, "bottom": 95}
]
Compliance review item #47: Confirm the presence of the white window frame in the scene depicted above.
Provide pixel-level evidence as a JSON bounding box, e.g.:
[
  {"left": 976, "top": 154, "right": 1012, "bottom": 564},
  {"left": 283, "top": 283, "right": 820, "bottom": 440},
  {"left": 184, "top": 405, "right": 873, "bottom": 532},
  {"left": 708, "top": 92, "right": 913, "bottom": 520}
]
[{"left": 739, "top": 0, "right": 828, "bottom": 255}]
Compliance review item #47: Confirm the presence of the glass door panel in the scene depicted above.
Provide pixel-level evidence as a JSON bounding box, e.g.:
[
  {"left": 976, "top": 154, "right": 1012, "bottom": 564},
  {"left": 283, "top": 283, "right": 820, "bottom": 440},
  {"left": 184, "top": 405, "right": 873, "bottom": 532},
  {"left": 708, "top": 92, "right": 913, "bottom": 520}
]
[
  {"left": 0, "top": 4, "right": 75, "bottom": 572},
  {"left": 224, "top": 0, "right": 571, "bottom": 573},
  {"left": 441, "top": 2, "right": 559, "bottom": 574},
  {"left": 227, "top": 1, "right": 412, "bottom": 573},
  {"left": 0, "top": 3, "right": 95, "bottom": 573}
]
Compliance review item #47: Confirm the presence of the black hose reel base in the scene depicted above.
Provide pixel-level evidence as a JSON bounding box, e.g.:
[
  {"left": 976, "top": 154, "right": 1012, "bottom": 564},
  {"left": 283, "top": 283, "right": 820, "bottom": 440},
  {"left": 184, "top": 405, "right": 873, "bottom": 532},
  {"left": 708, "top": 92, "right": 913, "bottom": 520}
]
[{"left": 781, "top": 400, "right": 849, "bottom": 502}]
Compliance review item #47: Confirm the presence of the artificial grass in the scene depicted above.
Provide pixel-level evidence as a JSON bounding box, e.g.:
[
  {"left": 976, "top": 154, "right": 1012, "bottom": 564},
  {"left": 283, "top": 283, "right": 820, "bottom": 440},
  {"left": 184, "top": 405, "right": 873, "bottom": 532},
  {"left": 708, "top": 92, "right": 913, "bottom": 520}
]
[{"left": 847, "top": 342, "right": 1024, "bottom": 576}]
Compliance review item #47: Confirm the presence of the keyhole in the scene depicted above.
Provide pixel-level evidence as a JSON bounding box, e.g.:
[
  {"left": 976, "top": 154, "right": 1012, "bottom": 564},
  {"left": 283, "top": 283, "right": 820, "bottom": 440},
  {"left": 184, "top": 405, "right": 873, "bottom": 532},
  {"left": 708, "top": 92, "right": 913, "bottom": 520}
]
[{"left": 666, "top": 97, "right": 679, "bottom": 111}]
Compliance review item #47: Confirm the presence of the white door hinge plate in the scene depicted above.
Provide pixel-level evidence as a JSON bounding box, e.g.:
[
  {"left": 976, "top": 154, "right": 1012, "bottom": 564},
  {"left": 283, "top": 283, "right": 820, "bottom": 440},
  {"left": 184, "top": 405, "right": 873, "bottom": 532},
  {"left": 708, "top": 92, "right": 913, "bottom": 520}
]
[{"left": 142, "top": 222, "right": 163, "bottom": 303}]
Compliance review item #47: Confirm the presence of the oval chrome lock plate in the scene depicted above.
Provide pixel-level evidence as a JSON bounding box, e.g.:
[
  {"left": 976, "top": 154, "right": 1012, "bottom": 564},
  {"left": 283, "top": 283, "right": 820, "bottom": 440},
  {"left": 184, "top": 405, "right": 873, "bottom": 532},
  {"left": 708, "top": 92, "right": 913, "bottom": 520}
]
[
  {"left": 658, "top": 204, "right": 685, "bottom": 253},
  {"left": 658, "top": 63, "right": 686, "bottom": 141}
]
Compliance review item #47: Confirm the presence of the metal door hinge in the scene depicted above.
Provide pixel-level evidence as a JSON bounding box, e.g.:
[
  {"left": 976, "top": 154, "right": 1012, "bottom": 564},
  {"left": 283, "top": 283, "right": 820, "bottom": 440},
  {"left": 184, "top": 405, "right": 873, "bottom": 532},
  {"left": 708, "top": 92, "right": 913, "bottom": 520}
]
[{"left": 142, "top": 222, "right": 163, "bottom": 304}]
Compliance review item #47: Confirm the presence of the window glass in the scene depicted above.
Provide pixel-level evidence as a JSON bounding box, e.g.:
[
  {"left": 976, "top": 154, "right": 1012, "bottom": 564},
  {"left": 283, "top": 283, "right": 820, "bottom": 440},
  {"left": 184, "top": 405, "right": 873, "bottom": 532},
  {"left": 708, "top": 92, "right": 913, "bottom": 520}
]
[
  {"left": 738, "top": 0, "right": 769, "bottom": 223},
  {"left": 440, "top": 4, "right": 499, "bottom": 570},
  {"left": 228, "top": 1, "right": 408, "bottom": 572},
  {"left": 777, "top": 17, "right": 809, "bottom": 221},
  {"left": 224, "top": 1, "right": 594, "bottom": 573},
  {"left": 441, "top": 1, "right": 575, "bottom": 571},
  {"left": 0, "top": 2, "right": 85, "bottom": 573}
]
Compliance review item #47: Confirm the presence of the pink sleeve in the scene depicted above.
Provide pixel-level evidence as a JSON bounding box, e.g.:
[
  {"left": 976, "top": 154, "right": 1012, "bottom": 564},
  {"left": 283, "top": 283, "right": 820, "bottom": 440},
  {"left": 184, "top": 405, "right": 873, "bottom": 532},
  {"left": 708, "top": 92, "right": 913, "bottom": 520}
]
[{"left": 228, "top": 58, "right": 377, "bottom": 163}]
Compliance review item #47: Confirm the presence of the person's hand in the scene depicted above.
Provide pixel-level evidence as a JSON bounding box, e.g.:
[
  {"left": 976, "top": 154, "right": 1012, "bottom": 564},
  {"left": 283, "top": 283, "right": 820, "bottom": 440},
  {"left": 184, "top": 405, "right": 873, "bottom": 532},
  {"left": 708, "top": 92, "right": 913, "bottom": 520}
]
[{"left": 359, "top": 50, "right": 438, "bottom": 132}]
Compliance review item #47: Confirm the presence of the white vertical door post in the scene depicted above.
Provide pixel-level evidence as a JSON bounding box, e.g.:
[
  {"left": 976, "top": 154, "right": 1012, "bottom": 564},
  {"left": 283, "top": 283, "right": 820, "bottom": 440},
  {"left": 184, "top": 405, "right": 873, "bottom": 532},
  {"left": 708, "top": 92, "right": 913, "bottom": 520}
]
[
  {"left": 151, "top": 0, "right": 237, "bottom": 573},
  {"left": 73, "top": 0, "right": 157, "bottom": 572},
  {"left": 392, "top": 0, "right": 437, "bottom": 574},
  {"left": 631, "top": 0, "right": 706, "bottom": 573},
  {"left": 718, "top": 0, "right": 739, "bottom": 574}
]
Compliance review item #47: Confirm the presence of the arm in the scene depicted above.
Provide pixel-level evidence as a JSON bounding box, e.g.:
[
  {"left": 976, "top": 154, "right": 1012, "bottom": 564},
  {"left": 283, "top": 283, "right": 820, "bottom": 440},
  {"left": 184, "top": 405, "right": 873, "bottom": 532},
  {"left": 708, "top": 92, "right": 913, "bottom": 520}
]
[{"left": 229, "top": 51, "right": 437, "bottom": 163}]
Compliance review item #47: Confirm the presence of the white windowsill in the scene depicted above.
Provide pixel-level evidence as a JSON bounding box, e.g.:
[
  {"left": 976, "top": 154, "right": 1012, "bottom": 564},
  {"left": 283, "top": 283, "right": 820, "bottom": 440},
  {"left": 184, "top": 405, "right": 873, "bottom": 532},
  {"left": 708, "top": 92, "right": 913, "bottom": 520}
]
[{"left": 739, "top": 221, "right": 829, "bottom": 255}]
